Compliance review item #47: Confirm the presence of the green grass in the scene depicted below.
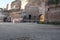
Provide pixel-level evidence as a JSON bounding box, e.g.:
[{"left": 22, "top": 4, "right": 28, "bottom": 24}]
[{"left": 37, "top": 22, "right": 60, "bottom": 25}]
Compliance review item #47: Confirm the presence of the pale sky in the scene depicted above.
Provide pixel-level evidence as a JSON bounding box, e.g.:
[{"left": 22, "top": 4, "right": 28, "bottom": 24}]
[
  {"left": 0, "top": 0, "right": 15, "bottom": 8},
  {"left": 21, "top": 0, "right": 28, "bottom": 9}
]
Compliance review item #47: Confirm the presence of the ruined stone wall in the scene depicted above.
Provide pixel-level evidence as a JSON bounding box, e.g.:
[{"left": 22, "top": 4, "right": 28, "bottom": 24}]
[
  {"left": 45, "top": 6, "right": 60, "bottom": 22},
  {"left": 11, "top": 0, "right": 21, "bottom": 10},
  {"left": 25, "top": 0, "right": 45, "bottom": 19}
]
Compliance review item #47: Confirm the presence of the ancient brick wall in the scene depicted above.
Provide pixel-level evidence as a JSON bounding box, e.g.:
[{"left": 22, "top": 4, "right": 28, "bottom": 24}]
[
  {"left": 45, "top": 6, "right": 60, "bottom": 22},
  {"left": 11, "top": 0, "right": 21, "bottom": 10}
]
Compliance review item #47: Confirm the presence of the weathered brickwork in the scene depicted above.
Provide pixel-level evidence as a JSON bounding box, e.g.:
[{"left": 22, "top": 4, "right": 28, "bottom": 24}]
[{"left": 45, "top": 5, "right": 60, "bottom": 22}]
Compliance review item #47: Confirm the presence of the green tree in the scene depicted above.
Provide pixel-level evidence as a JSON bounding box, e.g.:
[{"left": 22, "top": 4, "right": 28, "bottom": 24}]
[
  {"left": 48, "top": 0, "right": 59, "bottom": 4},
  {"left": 53, "top": 0, "right": 59, "bottom": 6},
  {"left": 48, "top": 0, "right": 59, "bottom": 8}
]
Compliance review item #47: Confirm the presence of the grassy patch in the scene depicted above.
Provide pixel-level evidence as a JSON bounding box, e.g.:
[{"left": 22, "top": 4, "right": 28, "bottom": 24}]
[{"left": 37, "top": 21, "right": 60, "bottom": 25}]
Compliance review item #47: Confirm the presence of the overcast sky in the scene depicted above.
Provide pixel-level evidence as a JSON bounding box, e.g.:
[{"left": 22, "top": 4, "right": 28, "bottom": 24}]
[{"left": 0, "top": 0, "right": 14, "bottom": 8}]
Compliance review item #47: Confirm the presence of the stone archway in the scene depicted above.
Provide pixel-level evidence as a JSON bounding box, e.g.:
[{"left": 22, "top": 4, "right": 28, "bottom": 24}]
[
  {"left": 29, "top": 14, "right": 31, "bottom": 19},
  {"left": 39, "top": 14, "right": 44, "bottom": 22}
]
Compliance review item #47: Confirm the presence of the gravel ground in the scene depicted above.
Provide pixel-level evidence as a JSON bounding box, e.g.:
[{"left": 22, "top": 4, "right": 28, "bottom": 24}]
[{"left": 0, "top": 23, "right": 60, "bottom": 40}]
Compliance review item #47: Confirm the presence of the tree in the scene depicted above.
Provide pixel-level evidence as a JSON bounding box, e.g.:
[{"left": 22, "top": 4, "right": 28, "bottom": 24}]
[
  {"left": 48, "top": 0, "right": 59, "bottom": 8},
  {"left": 48, "top": 0, "right": 59, "bottom": 4},
  {"left": 54, "top": 0, "right": 59, "bottom": 7}
]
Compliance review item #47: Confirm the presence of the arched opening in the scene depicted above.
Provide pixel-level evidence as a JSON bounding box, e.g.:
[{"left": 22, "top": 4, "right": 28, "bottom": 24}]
[
  {"left": 39, "top": 14, "right": 44, "bottom": 22},
  {"left": 29, "top": 14, "right": 31, "bottom": 19}
]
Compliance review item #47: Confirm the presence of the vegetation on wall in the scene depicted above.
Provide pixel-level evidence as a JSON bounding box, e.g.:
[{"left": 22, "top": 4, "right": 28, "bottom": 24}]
[{"left": 48, "top": 0, "right": 59, "bottom": 5}]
